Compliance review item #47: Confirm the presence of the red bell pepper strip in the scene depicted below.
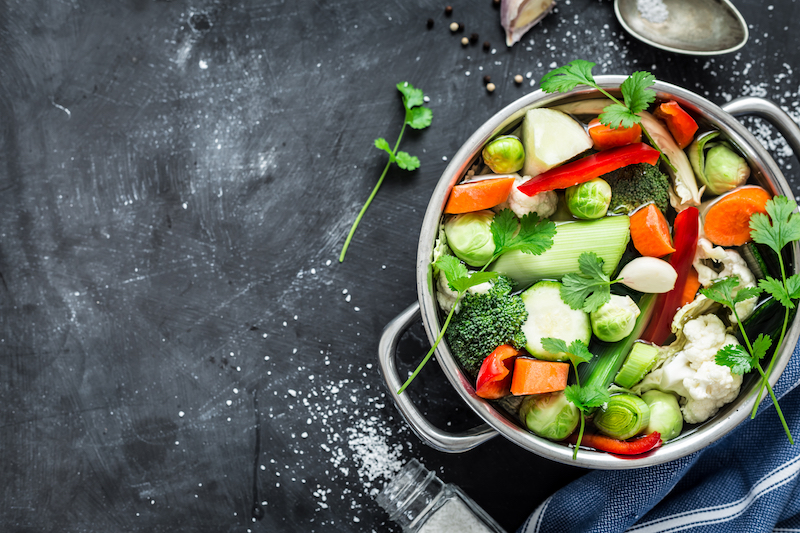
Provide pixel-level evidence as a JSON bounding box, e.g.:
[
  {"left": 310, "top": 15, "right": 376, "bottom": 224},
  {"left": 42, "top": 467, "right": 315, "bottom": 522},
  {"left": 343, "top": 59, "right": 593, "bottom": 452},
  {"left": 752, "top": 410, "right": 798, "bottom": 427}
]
[
  {"left": 654, "top": 101, "right": 699, "bottom": 149},
  {"left": 475, "top": 345, "right": 520, "bottom": 399},
  {"left": 567, "top": 431, "right": 662, "bottom": 455},
  {"left": 518, "top": 143, "right": 661, "bottom": 197},
  {"left": 640, "top": 207, "right": 700, "bottom": 346}
]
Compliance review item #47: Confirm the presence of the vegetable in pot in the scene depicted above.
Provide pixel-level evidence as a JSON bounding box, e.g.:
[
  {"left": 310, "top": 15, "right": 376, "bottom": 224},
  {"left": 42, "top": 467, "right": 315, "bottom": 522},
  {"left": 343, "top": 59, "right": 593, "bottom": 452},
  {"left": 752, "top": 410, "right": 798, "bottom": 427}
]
[
  {"left": 445, "top": 275, "right": 528, "bottom": 377},
  {"left": 629, "top": 203, "right": 675, "bottom": 258},
  {"left": 615, "top": 341, "right": 660, "bottom": 389},
  {"left": 520, "top": 280, "right": 591, "bottom": 361},
  {"left": 593, "top": 393, "right": 651, "bottom": 440},
  {"left": 475, "top": 345, "right": 520, "bottom": 399},
  {"left": 689, "top": 131, "right": 750, "bottom": 196},
  {"left": 601, "top": 162, "right": 671, "bottom": 215},
  {"left": 567, "top": 430, "right": 662, "bottom": 455},
  {"left": 565, "top": 178, "right": 612, "bottom": 220},
  {"left": 510, "top": 358, "right": 570, "bottom": 395},
  {"left": 618, "top": 256, "right": 678, "bottom": 294},
  {"left": 590, "top": 295, "right": 641, "bottom": 342},
  {"left": 520, "top": 107, "right": 593, "bottom": 178},
  {"left": 702, "top": 185, "right": 771, "bottom": 247},
  {"left": 641, "top": 390, "right": 683, "bottom": 441},
  {"left": 482, "top": 135, "right": 525, "bottom": 174},
  {"left": 519, "top": 392, "right": 580, "bottom": 440},
  {"left": 587, "top": 117, "right": 642, "bottom": 151},
  {"left": 443, "top": 210, "right": 496, "bottom": 267},
  {"left": 653, "top": 100, "right": 698, "bottom": 150},
  {"left": 444, "top": 176, "right": 516, "bottom": 214}
]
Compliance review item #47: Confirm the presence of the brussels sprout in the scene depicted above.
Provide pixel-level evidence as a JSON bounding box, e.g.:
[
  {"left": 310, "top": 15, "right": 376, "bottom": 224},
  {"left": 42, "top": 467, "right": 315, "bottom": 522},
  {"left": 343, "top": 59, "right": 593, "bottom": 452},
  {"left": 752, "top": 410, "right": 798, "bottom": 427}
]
[
  {"left": 482, "top": 135, "right": 525, "bottom": 174},
  {"left": 688, "top": 131, "right": 750, "bottom": 195},
  {"left": 443, "top": 210, "right": 495, "bottom": 267},
  {"left": 641, "top": 390, "right": 683, "bottom": 441},
  {"left": 590, "top": 295, "right": 640, "bottom": 342},
  {"left": 592, "top": 393, "right": 650, "bottom": 440},
  {"left": 519, "top": 392, "right": 579, "bottom": 441},
  {"left": 565, "top": 178, "right": 612, "bottom": 219}
]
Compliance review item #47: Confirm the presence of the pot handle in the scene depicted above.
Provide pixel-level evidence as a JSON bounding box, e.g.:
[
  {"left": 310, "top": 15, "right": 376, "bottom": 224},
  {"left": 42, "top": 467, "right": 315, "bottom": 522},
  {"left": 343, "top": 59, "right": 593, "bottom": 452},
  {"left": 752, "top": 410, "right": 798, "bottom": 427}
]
[
  {"left": 722, "top": 97, "right": 800, "bottom": 157},
  {"left": 378, "top": 302, "right": 498, "bottom": 453}
]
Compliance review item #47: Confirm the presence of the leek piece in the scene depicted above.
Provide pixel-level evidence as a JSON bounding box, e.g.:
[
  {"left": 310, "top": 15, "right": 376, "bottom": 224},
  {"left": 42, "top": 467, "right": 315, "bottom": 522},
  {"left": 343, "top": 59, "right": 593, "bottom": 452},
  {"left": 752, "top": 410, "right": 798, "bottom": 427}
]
[
  {"left": 614, "top": 341, "right": 660, "bottom": 389},
  {"left": 579, "top": 293, "right": 657, "bottom": 390},
  {"left": 490, "top": 216, "right": 631, "bottom": 288},
  {"left": 593, "top": 394, "right": 650, "bottom": 440}
]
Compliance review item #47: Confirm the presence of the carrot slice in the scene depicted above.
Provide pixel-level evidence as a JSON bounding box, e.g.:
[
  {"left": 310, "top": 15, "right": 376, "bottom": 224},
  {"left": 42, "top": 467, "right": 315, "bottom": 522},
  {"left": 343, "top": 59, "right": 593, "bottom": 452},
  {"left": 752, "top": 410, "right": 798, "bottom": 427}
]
[
  {"left": 630, "top": 203, "right": 675, "bottom": 258},
  {"left": 679, "top": 267, "right": 701, "bottom": 308},
  {"left": 510, "top": 358, "right": 570, "bottom": 396},
  {"left": 654, "top": 101, "right": 698, "bottom": 149},
  {"left": 703, "top": 186, "right": 772, "bottom": 246},
  {"left": 443, "top": 176, "right": 515, "bottom": 214},
  {"left": 588, "top": 118, "right": 642, "bottom": 151}
]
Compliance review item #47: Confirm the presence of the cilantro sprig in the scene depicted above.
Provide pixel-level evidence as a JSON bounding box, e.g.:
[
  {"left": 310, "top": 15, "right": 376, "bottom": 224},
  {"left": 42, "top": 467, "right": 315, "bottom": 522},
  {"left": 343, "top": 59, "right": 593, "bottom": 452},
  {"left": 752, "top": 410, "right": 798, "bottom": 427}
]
[
  {"left": 560, "top": 252, "right": 623, "bottom": 313},
  {"left": 398, "top": 209, "right": 556, "bottom": 393},
  {"left": 541, "top": 60, "right": 655, "bottom": 130},
  {"left": 541, "top": 338, "right": 609, "bottom": 459},
  {"left": 339, "top": 82, "right": 432, "bottom": 262},
  {"left": 701, "top": 275, "right": 793, "bottom": 443},
  {"left": 539, "top": 60, "right": 673, "bottom": 170}
]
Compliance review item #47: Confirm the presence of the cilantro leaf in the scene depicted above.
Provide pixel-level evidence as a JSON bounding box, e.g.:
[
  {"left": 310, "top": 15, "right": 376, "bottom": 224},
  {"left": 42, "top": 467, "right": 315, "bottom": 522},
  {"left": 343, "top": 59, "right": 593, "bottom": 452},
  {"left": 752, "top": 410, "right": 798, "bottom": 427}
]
[
  {"left": 434, "top": 255, "right": 498, "bottom": 293},
  {"left": 758, "top": 276, "right": 794, "bottom": 309},
  {"left": 734, "top": 285, "right": 763, "bottom": 304},
  {"left": 374, "top": 137, "right": 393, "bottom": 157},
  {"left": 541, "top": 338, "right": 594, "bottom": 369},
  {"left": 490, "top": 209, "right": 557, "bottom": 258},
  {"left": 715, "top": 344, "right": 754, "bottom": 375},
  {"left": 700, "top": 276, "right": 739, "bottom": 308},
  {"left": 539, "top": 59, "right": 597, "bottom": 93},
  {"left": 752, "top": 333, "right": 773, "bottom": 363},
  {"left": 540, "top": 337, "right": 568, "bottom": 356},
  {"left": 564, "top": 383, "right": 610, "bottom": 413},
  {"left": 621, "top": 71, "right": 657, "bottom": 115},
  {"left": 397, "top": 81, "right": 424, "bottom": 109},
  {"left": 406, "top": 106, "right": 433, "bottom": 129},
  {"left": 560, "top": 252, "right": 612, "bottom": 312},
  {"left": 750, "top": 196, "right": 800, "bottom": 254},
  {"left": 394, "top": 151, "right": 420, "bottom": 171},
  {"left": 786, "top": 274, "right": 800, "bottom": 300},
  {"left": 599, "top": 104, "right": 637, "bottom": 129}
]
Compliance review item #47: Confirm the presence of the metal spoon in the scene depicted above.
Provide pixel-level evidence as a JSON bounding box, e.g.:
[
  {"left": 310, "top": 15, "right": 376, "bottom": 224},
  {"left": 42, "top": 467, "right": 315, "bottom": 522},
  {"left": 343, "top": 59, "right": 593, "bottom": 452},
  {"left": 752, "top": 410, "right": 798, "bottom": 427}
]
[{"left": 614, "top": 0, "right": 749, "bottom": 55}]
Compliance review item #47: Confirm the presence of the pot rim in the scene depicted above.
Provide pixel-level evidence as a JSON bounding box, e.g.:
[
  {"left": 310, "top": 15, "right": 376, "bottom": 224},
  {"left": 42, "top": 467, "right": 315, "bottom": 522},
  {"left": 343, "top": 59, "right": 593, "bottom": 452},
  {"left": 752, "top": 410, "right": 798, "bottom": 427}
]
[{"left": 415, "top": 76, "right": 800, "bottom": 469}]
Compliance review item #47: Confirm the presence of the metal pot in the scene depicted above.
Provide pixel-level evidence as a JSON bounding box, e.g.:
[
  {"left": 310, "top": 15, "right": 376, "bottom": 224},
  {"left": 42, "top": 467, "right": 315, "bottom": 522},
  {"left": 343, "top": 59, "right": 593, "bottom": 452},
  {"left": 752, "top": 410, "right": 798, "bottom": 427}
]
[{"left": 378, "top": 76, "right": 800, "bottom": 469}]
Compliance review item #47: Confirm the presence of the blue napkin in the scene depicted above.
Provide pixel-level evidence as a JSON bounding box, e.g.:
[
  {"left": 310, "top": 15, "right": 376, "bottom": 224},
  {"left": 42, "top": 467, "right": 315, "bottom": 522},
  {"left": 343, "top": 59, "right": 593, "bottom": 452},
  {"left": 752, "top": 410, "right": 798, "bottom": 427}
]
[{"left": 519, "top": 340, "right": 800, "bottom": 533}]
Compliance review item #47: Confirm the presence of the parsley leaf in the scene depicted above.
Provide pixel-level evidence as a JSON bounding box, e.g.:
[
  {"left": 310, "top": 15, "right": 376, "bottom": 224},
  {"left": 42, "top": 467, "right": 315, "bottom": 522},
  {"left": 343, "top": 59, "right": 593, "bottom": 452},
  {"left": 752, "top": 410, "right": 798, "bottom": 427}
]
[
  {"left": 564, "top": 383, "right": 610, "bottom": 412},
  {"left": 786, "top": 274, "right": 800, "bottom": 300},
  {"left": 759, "top": 277, "right": 792, "bottom": 308},
  {"left": 621, "top": 71, "right": 657, "bottom": 115},
  {"left": 560, "top": 252, "right": 614, "bottom": 313},
  {"left": 539, "top": 59, "right": 597, "bottom": 93},
  {"left": 541, "top": 338, "right": 594, "bottom": 366},
  {"left": 750, "top": 196, "right": 800, "bottom": 254},
  {"left": 599, "top": 104, "right": 637, "bottom": 129},
  {"left": 752, "top": 333, "right": 773, "bottom": 363},
  {"left": 699, "top": 276, "right": 739, "bottom": 308},
  {"left": 734, "top": 285, "right": 763, "bottom": 304},
  {"left": 715, "top": 344, "right": 754, "bottom": 375},
  {"left": 394, "top": 151, "right": 420, "bottom": 171},
  {"left": 340, "top": 82, "right": 431, "bottom": 262},
  {"left": 490, "top": 209, "right": 557, "bottom": 260}
]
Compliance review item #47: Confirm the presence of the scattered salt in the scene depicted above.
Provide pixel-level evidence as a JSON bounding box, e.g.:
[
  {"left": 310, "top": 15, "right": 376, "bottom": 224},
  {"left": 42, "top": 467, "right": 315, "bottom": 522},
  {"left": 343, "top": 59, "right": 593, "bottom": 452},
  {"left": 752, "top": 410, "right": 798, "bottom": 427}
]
[{"left": 637, "top": 0, "right": 668, "bottom": 24}]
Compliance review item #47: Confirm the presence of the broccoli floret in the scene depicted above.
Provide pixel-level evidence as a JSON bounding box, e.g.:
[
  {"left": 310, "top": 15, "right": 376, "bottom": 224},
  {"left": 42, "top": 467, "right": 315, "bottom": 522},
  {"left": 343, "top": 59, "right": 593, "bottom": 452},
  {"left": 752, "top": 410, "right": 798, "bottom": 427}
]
[
  {"left": 445, "top": 275, "right": 528, "bottom": 377},
  {"left": 602, "top": 162, "right": 670, "bottom": 214}
]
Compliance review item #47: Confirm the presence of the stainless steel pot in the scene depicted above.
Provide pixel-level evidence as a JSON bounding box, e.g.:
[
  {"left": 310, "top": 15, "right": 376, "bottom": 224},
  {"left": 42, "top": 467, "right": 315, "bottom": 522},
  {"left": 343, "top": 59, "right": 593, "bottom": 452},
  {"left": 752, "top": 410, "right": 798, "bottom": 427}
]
[{"left": 379, "top": 76, "right": 800, "bottom": 469}]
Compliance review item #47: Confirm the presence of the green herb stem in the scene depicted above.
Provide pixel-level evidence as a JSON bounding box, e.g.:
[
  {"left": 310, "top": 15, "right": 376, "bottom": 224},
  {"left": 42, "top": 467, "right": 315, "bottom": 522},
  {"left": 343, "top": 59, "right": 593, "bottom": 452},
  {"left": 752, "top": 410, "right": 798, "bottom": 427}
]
[
  {"left": 754, "top": 364, "right": 794, "bottom": 444},
  {"left": 397, "top": 287, "right": 459, "bottom": 395},
  {"left": 339, "top": 123, "right": 407, "bottom": 263},
  {"left": 573, "top": 415, "right": 586, "bottom": 461}
]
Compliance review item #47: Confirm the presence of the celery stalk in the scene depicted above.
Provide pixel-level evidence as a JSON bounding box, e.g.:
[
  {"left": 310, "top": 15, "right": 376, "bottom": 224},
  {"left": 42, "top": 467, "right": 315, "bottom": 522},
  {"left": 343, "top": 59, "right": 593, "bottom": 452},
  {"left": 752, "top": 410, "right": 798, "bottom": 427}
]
[{"left": 490, "top": 216, "right": 630, "bottom": 288}]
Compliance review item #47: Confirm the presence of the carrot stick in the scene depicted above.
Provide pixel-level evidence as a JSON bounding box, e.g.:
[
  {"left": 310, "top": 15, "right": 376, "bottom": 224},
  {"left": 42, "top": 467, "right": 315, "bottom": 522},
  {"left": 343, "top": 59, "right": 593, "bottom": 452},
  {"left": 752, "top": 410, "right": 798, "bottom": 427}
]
[
  {"left": 443, "top": 176, "right": 516, "bottom": 214},
  {"left": 510, "top": 358, "right": 570, "bottom": 395},
  {"left": 703, "top": 186, "right": 771, "bottom": 246},
  {"left": 629, "top": 203, "right": 675, "bottom": 258},
  {"left": 588, "top": 117, "right": 642, "bottom": 151},
  {"left": 654, "top": 101, "right": 698, "bottom": 149},
  {"left": 680, "top": 267, "right": 701, "bottom": 308}
]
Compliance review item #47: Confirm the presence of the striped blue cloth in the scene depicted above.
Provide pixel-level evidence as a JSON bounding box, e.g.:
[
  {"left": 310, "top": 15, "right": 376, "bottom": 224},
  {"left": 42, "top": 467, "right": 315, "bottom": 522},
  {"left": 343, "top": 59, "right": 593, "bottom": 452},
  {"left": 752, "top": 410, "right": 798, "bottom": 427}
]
[{"left": 520, "top": 340, "right": 800, "bottom": 533}]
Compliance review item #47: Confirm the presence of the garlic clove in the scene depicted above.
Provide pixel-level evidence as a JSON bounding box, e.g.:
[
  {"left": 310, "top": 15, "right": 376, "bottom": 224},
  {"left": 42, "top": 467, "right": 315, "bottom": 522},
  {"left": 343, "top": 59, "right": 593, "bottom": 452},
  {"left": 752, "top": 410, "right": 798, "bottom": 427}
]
[
  {"left": 501, "top": 0, "right": 556, "bottom": 47},
  {"left": 619, "top": 257, "right": 678, "bottom": 294}
]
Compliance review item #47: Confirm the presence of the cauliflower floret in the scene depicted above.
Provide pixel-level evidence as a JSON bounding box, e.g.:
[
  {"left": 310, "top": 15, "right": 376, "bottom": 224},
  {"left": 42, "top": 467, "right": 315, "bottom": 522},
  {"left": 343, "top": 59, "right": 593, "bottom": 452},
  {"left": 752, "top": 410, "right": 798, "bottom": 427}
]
[
  {"left": 693, "top": 238, "right": 757, "bottom": 322},
  {"left": 435, "top": 272, "right": 493, "bottom": 314},
  {"left": 494, "top": 174, "right": 558, "bottom": 219},
  {"left": 638, "top": 314, "right": 743, "bottom": 424}
]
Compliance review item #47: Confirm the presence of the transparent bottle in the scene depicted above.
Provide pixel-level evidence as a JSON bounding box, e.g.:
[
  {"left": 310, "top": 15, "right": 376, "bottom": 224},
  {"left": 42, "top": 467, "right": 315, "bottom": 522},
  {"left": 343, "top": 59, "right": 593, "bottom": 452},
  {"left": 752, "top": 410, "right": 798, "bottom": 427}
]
[{"left": 376, "top": 459, "right": 507, "bottom": 533}]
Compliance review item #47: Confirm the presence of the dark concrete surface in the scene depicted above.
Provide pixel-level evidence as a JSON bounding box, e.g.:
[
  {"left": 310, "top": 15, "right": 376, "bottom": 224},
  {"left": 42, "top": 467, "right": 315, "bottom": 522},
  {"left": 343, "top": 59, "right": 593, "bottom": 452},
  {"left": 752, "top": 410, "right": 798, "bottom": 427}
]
[{"left": 1, "top": 0, "right": 798, "bottom": 531}]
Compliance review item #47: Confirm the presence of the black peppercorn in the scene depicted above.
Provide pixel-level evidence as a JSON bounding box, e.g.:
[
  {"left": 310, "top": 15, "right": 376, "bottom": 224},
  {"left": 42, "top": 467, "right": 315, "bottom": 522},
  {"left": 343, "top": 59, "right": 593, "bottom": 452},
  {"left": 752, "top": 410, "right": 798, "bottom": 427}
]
[
  {"left": 483, "top": 41, "right": 491, "bottom": 51},
  {"left": 483, "top": 75, "right": 491, "bottom": 85},
  {"left": 444, "top": 5, "right": 453, "bottom": 15},
  {"left": 470, "top": 33, "right": 479, "bottom": 44},
  {"left": 427, "top": 18, "right": 434, "bottom": 29}
]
